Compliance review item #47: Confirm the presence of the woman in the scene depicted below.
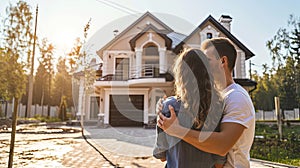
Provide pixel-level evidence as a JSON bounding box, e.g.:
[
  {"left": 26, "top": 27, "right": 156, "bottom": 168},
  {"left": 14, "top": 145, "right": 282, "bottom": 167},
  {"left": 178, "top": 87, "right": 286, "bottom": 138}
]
[{"left": 153, "top": 49, "right": 226, "bottom": 168}]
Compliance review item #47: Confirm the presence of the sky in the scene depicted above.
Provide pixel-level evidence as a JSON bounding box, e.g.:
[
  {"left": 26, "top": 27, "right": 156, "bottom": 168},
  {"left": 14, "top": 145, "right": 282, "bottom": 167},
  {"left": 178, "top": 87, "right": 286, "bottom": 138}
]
[{"left": 1, "top": 0, "right": 300, "bottom": 76}]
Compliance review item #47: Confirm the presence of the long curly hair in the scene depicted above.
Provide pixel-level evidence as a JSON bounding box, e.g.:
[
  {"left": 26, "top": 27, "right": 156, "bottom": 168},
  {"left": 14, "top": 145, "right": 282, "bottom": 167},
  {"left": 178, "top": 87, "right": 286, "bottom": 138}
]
[{"left": 173, "top": 48, "right": 218, "bottom": 129}]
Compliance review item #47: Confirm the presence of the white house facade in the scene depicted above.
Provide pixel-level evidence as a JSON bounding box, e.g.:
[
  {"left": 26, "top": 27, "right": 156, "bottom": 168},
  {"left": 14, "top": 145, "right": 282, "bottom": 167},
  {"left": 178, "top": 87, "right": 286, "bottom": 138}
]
[{"left": 76, "top": 12, "right": 256, "bottom": 127}]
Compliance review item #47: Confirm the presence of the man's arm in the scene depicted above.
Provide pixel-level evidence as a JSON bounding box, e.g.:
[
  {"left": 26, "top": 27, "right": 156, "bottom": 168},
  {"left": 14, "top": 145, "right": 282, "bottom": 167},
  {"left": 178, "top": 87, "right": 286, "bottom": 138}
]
[{"left": 157, "top": 105, "right": 245, "bottom": 156}]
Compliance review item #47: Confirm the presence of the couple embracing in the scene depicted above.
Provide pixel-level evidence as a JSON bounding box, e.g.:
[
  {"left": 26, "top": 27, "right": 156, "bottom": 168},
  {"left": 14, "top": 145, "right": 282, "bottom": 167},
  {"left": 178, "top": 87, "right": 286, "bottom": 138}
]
[{"left": 153, "top": 38, "right": 255, "bottom": 168}]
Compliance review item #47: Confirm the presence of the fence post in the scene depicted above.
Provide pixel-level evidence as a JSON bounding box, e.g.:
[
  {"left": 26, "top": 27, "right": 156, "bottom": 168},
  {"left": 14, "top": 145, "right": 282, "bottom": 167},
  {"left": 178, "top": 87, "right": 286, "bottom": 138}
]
[
  {"left": 295, "top": 108, "right": 299, "bottom": 120},
  {"left": 274, "top": 97, "right": 282, "bottom": 140}
]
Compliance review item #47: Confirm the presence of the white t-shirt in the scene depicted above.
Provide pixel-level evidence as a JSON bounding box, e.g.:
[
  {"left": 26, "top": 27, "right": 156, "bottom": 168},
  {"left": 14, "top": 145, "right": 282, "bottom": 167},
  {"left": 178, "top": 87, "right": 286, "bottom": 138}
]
[{"left": 221, "top": 83, "right": 255, "bottom": 168}]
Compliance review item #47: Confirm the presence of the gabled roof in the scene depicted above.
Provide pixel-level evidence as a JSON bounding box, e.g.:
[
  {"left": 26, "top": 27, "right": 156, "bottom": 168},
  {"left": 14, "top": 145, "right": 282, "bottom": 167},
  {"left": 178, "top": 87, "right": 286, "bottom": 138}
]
[
  {"left": 167, "top": 32, "right": 187, "bottom": 49},
  {"left": 96, "top": 12, "right": 173, "bottom": 58},
  {"left": 174, "top": 15, "right": 255, "bottom": 60},
  {"left": 129, "top": 24, "right": 172, "bottom": 51}
]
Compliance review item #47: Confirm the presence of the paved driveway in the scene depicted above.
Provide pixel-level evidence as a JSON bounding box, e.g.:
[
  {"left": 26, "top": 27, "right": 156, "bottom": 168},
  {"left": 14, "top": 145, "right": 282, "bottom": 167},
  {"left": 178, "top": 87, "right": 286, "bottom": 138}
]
[{"left": 85, "top": 126, "right": 296, "bottom": 168}]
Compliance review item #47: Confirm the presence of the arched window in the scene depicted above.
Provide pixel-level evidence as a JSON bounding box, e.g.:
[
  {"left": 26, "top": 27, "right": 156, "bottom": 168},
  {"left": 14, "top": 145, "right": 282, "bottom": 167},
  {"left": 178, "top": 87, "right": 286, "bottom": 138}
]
[
  {"left": 207, "top": 33, "right": 213, "bottom": 39},
  {"left": 143, "top": 43, "right": 159, "bottom": 56}
]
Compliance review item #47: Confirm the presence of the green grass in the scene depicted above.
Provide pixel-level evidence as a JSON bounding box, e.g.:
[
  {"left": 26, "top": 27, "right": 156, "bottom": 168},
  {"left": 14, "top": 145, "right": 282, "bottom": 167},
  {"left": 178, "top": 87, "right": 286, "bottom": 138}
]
[{"left": 251, "top": 123, "right": 300, "bottom": 166}]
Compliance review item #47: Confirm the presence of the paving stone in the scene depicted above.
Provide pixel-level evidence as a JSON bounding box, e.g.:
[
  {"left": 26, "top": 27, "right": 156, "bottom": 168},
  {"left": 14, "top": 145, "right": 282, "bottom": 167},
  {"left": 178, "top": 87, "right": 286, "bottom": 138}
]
[{"left": 0, "top": 125, "right": 297, "bottom": 167}]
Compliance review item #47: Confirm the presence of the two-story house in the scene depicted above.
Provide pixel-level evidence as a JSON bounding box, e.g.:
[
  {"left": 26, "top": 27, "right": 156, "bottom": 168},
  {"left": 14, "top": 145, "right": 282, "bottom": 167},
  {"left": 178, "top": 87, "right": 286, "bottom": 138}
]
[{"left": 76, "top": 12, "right": 256, "bottom": 127}]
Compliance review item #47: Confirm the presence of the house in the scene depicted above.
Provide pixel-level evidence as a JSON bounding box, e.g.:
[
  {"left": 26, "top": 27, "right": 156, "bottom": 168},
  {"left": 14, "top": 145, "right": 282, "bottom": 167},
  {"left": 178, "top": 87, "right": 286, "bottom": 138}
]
[{"left": 76, "top": 12, "right": 256, "bottom": 127}]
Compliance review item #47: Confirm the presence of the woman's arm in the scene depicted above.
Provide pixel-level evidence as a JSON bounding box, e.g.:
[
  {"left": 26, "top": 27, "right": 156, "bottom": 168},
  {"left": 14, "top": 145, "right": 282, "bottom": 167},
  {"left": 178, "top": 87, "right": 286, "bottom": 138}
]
[
  {"left": 153, "top": 125, "right": 168, "bottom": 160},
  {"left": 157, "top": 105, "right": 245, "bottom": 156}
]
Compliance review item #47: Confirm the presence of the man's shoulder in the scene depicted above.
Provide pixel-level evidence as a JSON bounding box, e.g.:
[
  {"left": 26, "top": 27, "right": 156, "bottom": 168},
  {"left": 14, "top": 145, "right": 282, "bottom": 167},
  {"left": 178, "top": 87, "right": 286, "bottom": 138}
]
[{"left": 224, "top": 83, "right": 250, "bottom": 100}]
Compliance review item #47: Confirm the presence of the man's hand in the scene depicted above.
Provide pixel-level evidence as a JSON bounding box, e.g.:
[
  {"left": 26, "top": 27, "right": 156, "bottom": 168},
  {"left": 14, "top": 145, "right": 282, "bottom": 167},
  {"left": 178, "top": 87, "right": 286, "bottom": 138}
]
[{"left": 157, "top": 105, "right": 181, "bottom": 137}]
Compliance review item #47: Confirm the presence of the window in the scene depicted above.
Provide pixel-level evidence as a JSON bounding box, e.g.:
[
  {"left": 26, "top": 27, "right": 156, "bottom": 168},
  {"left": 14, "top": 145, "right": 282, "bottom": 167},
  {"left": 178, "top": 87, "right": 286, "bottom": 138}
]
[
  {"left": 115, "top": 58, "right": 129, "bottom": 80},
  {"left": 143, "top": 43, "right": 159, "bottom": 56},
  {"left": 207, "top": 33, "right": 213, "bottom": 39}
]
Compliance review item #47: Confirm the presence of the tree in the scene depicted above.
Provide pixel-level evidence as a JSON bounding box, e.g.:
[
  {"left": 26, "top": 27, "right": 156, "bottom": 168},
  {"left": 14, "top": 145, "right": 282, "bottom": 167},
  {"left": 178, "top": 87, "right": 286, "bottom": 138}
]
[
  {"left": 3, "top": 0, "right": 34, "bottom": 71},
  {"left": 0, "top": 48, "right": 9, "bottom": 117},
  {"left": 53, "top": 57, "right": 72, "bottom": 121},
  {"left": 33, "top": 59, "right": 47, "bottom": 115},
  {"left": 36, "top": 38, "right": 55, "bottom": 117},
  {"left": 251, "top": 65, "right": 278, "bottom": 111},
  {"left": 52, "top": 57, "right": 73, "bottom": 108},
  {"left": 71, "top": 19, "right": 97, "bottom": 123},
  {"left": 266, "top": 15, "right": 300, "bottom": 109},
  {"left": 68, "top": 37, "right": 83, "bottom": 72},
  {"left": 1, "top": 1, "right": 32, "bottom": 167}
]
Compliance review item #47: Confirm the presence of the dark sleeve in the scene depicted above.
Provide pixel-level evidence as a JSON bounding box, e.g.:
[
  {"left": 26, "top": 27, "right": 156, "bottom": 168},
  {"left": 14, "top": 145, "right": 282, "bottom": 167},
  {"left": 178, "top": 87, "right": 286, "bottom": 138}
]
[
  {"left": 212, "top": 153, "right": 227, "bottom": 165},
  {"left": 153, "top": 126, "right": 168, "bottom": 159}
]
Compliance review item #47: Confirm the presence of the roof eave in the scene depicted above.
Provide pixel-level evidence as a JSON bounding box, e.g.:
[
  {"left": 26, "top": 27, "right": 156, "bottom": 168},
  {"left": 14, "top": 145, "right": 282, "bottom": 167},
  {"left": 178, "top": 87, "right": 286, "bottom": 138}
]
[
  {"left": 96, "top": 12, "right": 174, "bottom": 56},
  {"left": 174, "top": 15, "right": 255, "bottom": 59}
]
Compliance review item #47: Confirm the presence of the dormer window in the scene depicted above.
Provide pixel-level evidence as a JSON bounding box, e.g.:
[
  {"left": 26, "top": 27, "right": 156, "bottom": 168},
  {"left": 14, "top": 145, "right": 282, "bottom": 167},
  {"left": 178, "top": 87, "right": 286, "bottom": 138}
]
[
  {"left": 143, "top": 43, "right": 159, "bottom": 56},
  {"left": 207, "top": 33, "right": 213, "bottom": 39},
  {"left": 200, "top": 26, "right": 220, "bottom": 43}
]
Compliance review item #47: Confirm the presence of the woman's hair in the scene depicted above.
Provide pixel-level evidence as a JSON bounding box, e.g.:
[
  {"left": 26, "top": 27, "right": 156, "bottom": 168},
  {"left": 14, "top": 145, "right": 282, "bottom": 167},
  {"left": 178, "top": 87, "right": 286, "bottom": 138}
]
[{"left": 173, "top": 48, "right": 216, "bottom": 129}]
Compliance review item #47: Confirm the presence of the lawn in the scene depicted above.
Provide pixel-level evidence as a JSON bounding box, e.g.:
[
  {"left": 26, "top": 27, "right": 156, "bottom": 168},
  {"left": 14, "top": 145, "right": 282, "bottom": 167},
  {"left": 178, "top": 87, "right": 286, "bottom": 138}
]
[{"left": 251, "top": 122, "right": 300, "bottom": 166}]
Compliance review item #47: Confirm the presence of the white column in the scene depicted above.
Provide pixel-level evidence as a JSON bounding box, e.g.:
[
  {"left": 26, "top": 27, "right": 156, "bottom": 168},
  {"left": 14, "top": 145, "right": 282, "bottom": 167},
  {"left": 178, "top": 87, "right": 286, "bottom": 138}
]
[
  {"left": 144, "top": 92, "right": 149, "bottom": 124},
  {"left": 135, "top": 47, "right": 142, "bottom": 78},
  {"left": 159, "top": 47, "right": 166, "bottom": 73},
  {"left": 104, "top": 90, "right": 109, "bottom": 124}
]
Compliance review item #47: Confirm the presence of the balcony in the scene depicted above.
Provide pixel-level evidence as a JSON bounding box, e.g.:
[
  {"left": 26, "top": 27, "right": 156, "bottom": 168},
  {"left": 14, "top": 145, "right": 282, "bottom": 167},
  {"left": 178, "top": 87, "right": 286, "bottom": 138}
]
[
  {"left": 130, "top": 64, "right": 160, "bottom": 79},
  {"left": 97, "top": 64, "right": 167, "bottom": 81}
]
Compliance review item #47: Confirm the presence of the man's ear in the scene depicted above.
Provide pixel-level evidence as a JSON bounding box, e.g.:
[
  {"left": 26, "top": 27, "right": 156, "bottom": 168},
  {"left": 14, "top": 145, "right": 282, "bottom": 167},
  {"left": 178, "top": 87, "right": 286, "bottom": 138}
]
[{"left": 221, "top": 56, "right": 226, "bottom": 64}]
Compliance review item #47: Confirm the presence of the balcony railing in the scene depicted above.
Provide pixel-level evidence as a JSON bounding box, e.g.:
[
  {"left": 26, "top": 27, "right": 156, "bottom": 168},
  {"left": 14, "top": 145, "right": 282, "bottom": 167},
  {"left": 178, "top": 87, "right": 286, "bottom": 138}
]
[
  {"left": 130, "top": 64, "right": 160, "bottom": 79},
  {"left": 97, "top": 64, "right": 169, "bottom": 81}
]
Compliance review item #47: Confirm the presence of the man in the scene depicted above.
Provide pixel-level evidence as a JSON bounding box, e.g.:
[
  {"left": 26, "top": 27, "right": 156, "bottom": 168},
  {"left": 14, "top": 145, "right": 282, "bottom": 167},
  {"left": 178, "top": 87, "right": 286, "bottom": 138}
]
[{"left": 157, "top": 37, "right": 255, "bottom": 167}]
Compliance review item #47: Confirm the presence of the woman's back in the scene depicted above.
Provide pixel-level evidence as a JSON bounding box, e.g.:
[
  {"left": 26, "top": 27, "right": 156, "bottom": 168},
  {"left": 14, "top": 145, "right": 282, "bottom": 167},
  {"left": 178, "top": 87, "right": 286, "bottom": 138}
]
[{"left": 154, "top": 96, "right": 225, "bottom": 168}]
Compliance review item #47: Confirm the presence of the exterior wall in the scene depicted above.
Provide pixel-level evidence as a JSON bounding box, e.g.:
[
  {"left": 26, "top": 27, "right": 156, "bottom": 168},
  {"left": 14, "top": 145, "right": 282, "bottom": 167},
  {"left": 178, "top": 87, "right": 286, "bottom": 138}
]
[
  {"left": 166, "top": 50, "right": 177, "bottom": 72},
  {"left": 184, "top": 22, "right": 247, "bottom": 79},
  {"left": 102, "top": 32, "right": 175, "bottom": 77},
  {"left": 185, "top": 32, "right": 201, "bottom": 49},
  {"left": 199, "top": 25, "right": 220, "bottom": 43},
  {"left": 102, "top": 50, "right": 134, "bottom": 77},
  {"left": 108, "top": 15, "right": 168, "bottom": 51},
  {"left": 135, "top": 31, "right": 166, "bottom": 49},
  {"left": 235, "top": 50, "right": 246, "bottom": 78}
]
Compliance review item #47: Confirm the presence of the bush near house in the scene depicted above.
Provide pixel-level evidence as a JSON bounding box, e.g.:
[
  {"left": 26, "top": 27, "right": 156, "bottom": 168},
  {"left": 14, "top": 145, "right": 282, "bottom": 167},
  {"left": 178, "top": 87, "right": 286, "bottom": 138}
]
[{"left": 251, "top": 123, "right": 300, "bottom": 166}]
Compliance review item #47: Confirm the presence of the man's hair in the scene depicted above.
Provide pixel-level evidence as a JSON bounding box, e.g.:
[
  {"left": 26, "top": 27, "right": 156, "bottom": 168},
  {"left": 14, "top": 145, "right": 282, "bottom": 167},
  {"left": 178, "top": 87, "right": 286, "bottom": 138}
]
[{"left": 201, "top": 37, "right": 237, "bottom": 71}]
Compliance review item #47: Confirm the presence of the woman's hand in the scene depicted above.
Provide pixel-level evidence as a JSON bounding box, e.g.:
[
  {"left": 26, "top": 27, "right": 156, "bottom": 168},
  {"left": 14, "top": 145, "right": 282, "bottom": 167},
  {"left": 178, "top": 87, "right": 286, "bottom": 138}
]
[{"left": 157, "top": 105, "right": 181, "bottom": 137}]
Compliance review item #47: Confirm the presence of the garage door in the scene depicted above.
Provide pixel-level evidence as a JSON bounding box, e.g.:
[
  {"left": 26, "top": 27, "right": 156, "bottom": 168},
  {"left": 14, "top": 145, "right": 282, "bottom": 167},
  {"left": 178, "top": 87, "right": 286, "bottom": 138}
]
[{"left": 109, "top": 95, "right": 144, "bottom": 127}]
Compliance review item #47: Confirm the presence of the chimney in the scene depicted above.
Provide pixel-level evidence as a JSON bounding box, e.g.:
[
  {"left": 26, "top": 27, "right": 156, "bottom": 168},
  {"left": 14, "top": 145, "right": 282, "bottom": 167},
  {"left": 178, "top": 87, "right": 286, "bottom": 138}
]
[{"left": 219, "top": 15, "right": 232, "bottom": 32}]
